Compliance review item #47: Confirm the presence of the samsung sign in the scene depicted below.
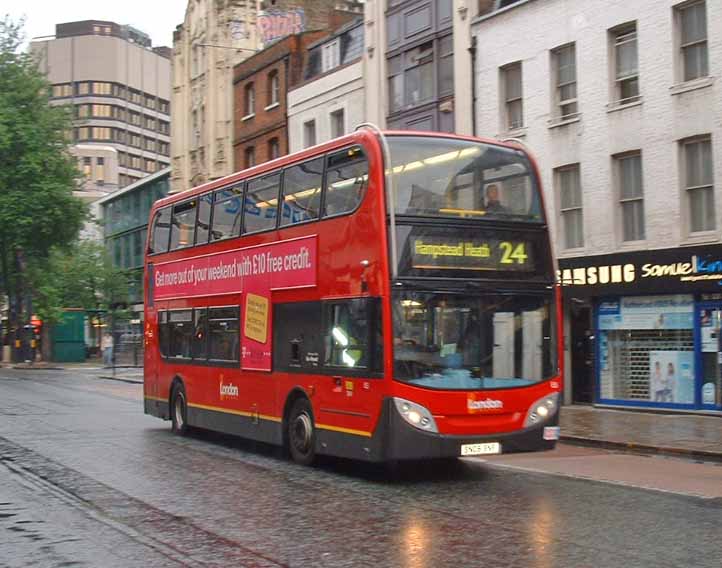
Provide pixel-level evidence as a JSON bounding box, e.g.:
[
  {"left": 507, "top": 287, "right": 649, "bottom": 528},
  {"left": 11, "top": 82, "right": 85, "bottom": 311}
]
[{"left": 558, "top": 245, "right": 722, "bottom": 297}]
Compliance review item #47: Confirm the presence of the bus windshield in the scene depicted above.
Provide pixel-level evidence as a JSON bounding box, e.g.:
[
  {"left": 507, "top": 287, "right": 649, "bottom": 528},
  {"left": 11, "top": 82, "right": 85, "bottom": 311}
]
[
  {"left": 393, "top": 291, "right": 557, "bottom": 390},
  {"left": 387, "top": 136, "right": 543, "bottom": 222}
]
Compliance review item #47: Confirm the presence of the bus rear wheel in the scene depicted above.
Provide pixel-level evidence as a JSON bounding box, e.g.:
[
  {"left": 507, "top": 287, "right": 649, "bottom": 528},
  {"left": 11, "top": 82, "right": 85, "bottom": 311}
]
[
  {"left": 171, "top": 383, "right": 189, "bottom": 436},
  {"left": 288, "top": 398, "right": 316, "bottom": 466}
]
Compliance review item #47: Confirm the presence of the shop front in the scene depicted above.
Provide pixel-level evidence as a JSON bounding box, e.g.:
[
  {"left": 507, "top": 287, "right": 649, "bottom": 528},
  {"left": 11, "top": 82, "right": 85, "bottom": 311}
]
[{"left": 559, "top": 245, "right": 722, "bottom": 411}]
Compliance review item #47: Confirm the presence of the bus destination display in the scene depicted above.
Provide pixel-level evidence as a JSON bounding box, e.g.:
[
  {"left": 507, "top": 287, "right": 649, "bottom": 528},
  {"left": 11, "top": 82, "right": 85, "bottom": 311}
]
[{"left": 411, "top": 236, "right": 533, "bottom": 271}]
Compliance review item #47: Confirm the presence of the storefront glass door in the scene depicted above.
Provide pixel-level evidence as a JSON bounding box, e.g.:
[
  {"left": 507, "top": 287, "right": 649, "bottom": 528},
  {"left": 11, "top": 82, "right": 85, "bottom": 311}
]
[{"left": 698, "top": 306, "right": 722, "bottom": 409}]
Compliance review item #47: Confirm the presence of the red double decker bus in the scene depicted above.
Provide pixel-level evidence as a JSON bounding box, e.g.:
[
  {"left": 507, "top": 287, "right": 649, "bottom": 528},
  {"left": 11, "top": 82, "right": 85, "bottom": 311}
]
[{"left": 143, "top": 128, "right": 562, "bottom": 464}]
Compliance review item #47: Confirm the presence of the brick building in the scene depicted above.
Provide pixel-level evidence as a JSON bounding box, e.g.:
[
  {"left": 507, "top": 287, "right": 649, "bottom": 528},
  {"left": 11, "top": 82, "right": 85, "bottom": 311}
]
[{"left": 232, "top": 31, "right": 326, "bottom": 169}]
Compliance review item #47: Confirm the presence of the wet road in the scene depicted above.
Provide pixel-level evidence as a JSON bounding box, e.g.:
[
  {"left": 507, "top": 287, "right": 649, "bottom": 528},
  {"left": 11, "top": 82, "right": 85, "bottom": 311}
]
[{"left": 1, "top": 368, "right": 721, "bottom": 568}]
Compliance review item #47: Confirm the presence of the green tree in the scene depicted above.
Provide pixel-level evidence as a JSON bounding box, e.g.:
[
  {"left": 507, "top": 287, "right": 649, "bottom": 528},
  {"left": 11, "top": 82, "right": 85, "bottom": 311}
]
[
  {"left": 29, "top": 241, "right": 131, "bottom": 360},
  {"left": 0, "top": 17, "right": 86, "bottom": 346}
]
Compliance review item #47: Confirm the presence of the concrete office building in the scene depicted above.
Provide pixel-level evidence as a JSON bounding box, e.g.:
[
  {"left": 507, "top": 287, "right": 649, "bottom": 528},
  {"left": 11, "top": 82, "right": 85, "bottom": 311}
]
[
  {"left": 31, "top": 21, "right": 172, "bottom": 202},
  {"left": 472, "top": 0, "right": 722, "bottom": 411}
]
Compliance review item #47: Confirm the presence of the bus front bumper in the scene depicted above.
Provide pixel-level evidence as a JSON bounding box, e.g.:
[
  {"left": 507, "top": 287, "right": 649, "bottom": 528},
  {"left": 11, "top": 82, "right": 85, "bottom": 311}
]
[{"left": 381, "top": 398, "right": 559, "bottom": 461}]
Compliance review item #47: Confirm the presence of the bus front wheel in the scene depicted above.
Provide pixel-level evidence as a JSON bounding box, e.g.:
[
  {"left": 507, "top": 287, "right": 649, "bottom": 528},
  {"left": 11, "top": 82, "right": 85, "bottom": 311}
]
[
  {"left": 288, "top": 398, "right": 316, "bottom": 466},
  {"left": 171, "top": 383, "right": 189, "bottom": 436}
]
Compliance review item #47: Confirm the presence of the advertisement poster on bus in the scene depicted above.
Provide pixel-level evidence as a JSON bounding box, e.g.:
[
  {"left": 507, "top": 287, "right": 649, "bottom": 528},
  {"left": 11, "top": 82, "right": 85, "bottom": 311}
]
[
  {"left": 648, "top": 350, "right": 694, "bottom": 404},
  {"left": 152, "top": 235, "right": 317, "bottom": 371},
  {"left": 598, "top": 295, "right": 694, "bottom": 330}
]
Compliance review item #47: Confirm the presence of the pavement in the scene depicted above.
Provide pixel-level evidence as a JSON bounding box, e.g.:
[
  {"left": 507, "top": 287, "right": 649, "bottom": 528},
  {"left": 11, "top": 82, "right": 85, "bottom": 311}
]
[{"left": 4, "top": 361, "right": 722, "bottom": 460}]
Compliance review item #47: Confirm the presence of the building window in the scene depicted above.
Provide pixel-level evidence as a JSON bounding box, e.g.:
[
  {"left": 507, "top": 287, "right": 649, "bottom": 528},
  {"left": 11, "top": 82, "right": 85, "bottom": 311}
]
[
  {"left": 92, "top": 82, "right": 112, "bottom": 95},
  {"left": 616, "top": 152, "right": 645, "bottom": 241},
  {"left": 501, "top": 62, "right": 523, "bottom": 130},
  {"left": 682, "top": 136, "right": 715, "bottom": 233},
  {"left": 388, "top": 55, "right": 403, "bottom": 112},
  {"left": 52, "top": 84, "right": 72, "bottom": 98},
  {"left": 552, "top": 43, "right": 578, "bottom": 120},
  {"left": 267, "top": 71, "right": 280, "bottom": 106},
  {"left": 77, "top": 104, "right": 90, "bottom": 118},
  {"left": 438, "top": 35, "right": 454, "bottom": 96},
  {"left": 404, "top": 41, "right": 434, "bottom": 107},
  {"left": 76, "top": 82, "right": 90, "bottom": 96},
  {"left": 677, "top": 1, "right": 708, "bottom": 82},
  {"left": 95, "top": 157, "right": 105, "bottom": 184},
  {"left": 82, "top": 156, "right": 92, "bottom": 178},
  {"left": 322, "top": 39, "right": 340, "bottom": 72},
  {"left": 244, "top": 83, "right": 255, "bottom": 117},
  {"left": 245, "top": 146, "right": 256, "bottom": 168},
  {"left": 303, "top": 120, "right": 316, "bottom": 148},
  {"left": 268, "top": 138, "right": 280, "bottom": 159},
  {"left": 611, "top": 23, "right": 639, "bottom": 104},
  {"left": 330, "top": 109, "right": 345, "bottom": 138},
  {"left": 557, "top": 164, "right": 583, "bottom": 249}
]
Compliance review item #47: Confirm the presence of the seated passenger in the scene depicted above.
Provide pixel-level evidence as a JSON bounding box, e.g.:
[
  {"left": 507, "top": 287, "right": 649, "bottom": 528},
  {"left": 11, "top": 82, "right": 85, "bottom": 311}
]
[{"left": 484, "top": 184, "right": 507, "bottom": 214}]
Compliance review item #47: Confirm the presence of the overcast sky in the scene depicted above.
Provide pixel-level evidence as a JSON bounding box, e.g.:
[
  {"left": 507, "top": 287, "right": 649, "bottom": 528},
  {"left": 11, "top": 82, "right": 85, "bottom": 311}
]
[{"left": 6, "top": 1, "right": 187, "bottom": 47}]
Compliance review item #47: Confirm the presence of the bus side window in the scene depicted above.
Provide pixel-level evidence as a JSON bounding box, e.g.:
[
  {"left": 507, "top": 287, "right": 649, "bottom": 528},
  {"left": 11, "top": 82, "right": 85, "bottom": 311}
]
[
  {"left": 158, "top": 311, "right": 169, "bottom": 357},
  {"left": 273, "top": 302, "right": 323, "bottom": 372},
  {"left": 150, "top": 208, "right": 171, "bottom": 254},
  {"left": 208, "top": 307, "right": 240, "bottom": 362},
  {"left": 324, "top": 146, "right": 368, "bottom": 217},
  {"left": 170, "top": 199, "right": 198, "bottom": 250},
  {"left": 192, "top": 308, "right": 208, "bottom": 360},
  {"left": 195, "top": 193, "right": 213, "bottom": 245},
  {"left": 168, "top": 310, "right": 193, "bottom": 359},
  {"left": 211, "top": 186, "right": 243, "bottom": 242},
  {"left": 281, "top": 158, "right": 323, "bottom": 227},
  {"left": 244, "top": 173, "right": 281, "bottom": 234}
]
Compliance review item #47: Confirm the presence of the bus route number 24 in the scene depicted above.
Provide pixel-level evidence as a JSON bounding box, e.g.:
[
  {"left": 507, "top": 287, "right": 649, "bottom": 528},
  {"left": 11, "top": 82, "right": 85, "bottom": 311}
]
[{"left": 499, "top": 242, "right": 528, "bottom": 265}]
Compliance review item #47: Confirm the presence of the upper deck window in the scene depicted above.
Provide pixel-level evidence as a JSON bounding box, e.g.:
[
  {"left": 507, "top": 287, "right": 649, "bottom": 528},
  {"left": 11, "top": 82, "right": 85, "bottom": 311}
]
[
  {"left": 150, "top": 207, "right": 171, "bottom": 254},
  {"left": 387, "top": 136, "right": 544, "bottom": 223},
  {"left": 169, "top": 199, "right": 197, "bottom": 250},
  {"left": 324, "top": 146, "right": 368, "bottom": 217},
  {"left": 244, "top": 173, "right": 281, "bottom": 233},
  {"left": 210, "top": 186, "right": 243, "bottom": 242},
  {"left": 281, "top": 158, "right": 323, "bottom": 227}
]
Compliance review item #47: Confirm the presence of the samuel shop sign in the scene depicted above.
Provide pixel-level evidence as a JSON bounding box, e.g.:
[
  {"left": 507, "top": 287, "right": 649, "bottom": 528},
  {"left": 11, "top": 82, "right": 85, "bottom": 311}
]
[{"left": 558, "top": 244, "right": 722, "bottom": 297}]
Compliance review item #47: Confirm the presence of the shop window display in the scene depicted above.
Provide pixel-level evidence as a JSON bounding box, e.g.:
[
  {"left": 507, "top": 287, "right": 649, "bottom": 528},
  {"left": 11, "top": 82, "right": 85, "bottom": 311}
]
[{"left": 598, "top": 295, "right": 695, "bottom": 405}]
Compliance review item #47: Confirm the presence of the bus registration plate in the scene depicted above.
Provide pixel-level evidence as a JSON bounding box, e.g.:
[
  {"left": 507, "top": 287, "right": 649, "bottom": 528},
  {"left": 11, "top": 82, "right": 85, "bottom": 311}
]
[{"left": 460, "top": 442, "right": 501, "bottom": 456}]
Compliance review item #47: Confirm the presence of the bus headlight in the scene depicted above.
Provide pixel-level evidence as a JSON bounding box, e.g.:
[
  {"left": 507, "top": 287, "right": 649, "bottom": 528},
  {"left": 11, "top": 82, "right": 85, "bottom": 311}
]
[
  {"left": 393, "top": 398, "right": 438, "bottom": 433},
  {"left": 524, "top": 393, "right": 559, "bottom": 428}
]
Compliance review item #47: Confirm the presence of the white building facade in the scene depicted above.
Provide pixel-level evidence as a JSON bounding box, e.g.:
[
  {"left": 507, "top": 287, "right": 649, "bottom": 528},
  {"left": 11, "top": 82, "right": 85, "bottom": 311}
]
[
  {"left": 287, "top": 21, "right": 365, "bottom": 153},
  {"left": 473, "top": 0, "right": 722, "bottom": 411}
]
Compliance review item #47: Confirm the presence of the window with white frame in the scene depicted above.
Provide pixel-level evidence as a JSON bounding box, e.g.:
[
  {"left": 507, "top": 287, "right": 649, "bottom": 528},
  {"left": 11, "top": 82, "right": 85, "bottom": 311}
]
[
  {"left": 244, "top": 83, "right": 255, "bottom": 117},
  {"left": 330, "top": 109, "right": 345, "bottom": 138},
  {"left": 682, "top": 136, "right": 715, "bottom": 233},
  {"left": 552, "top": 44, "right": 577, "bottom": 120},
  {"left": 616, "top": 152, "right": 645, "bottom": 241},
  {"left": 557, "top": 164, "right": 583, "bottom": 249},
  {"left": 501, "top": 62, "right": 523, "bottom": 130},
  {"left": 267, "top": 71, "right": 279, "bottom": 106},
  {"left": 611, "top": 23, "right": 639, "bottom": 104},
  {"left": 303, "top": 120, "right": 316, "bottom": 149},
  {"left": 322, "top": 39, "right": 340, "bottom": 72},
  {"left": 677, "top": 1, "right": 708, "bottom": 82}
]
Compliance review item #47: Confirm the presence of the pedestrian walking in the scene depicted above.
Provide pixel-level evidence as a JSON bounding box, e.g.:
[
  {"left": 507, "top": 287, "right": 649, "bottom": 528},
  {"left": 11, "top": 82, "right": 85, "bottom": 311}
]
[{"left": 102, "top": 332, "right": 114, "bottom": 367}]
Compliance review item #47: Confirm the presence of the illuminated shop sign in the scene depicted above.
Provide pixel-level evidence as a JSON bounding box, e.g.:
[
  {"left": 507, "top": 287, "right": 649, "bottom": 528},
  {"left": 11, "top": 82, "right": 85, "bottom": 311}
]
[
  {"left": 558, "top": 245, "right": 722, "bottom": 297},
  {"left": 411, "top": 236, "right": 533, "bottom": 271}
]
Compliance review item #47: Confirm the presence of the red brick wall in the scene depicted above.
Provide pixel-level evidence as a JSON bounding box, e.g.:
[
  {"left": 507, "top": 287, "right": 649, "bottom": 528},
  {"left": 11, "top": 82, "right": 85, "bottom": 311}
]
[{"left": 232, "top": 31, "right": 326, "bottom": 171}]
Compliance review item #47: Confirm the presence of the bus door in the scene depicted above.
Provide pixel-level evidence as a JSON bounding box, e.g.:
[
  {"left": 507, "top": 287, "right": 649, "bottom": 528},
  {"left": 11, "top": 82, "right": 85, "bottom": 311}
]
[{"left": 317, "top": 300, "right": 378, "bottom": 431}]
